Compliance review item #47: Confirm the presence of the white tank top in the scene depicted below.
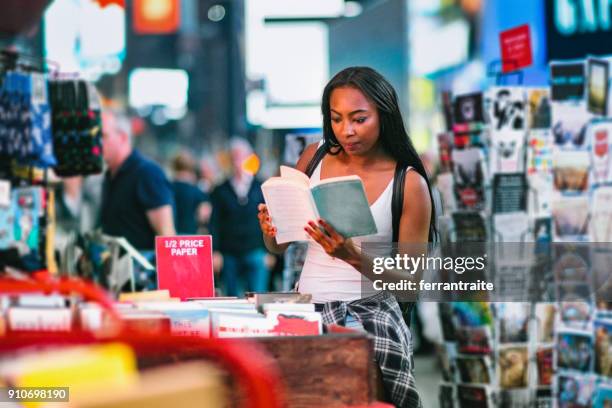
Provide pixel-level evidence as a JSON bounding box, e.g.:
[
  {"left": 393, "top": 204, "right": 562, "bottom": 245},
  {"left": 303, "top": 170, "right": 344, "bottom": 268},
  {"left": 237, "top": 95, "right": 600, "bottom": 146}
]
[{"left": 298, "top": 159, "right": 399, "bottom": 303}]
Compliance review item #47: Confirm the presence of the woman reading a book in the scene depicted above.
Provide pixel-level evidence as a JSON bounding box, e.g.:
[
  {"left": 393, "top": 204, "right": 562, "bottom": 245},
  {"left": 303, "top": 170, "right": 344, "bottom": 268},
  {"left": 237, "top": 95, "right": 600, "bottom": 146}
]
[{"left": 258, "top": 67, "right": 435, "bottom": 407}]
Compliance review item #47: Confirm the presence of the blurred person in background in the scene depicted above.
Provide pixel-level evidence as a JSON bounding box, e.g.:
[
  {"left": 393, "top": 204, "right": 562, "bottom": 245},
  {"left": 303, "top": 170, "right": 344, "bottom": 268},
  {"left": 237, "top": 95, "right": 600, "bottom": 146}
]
[
  {"left": 210, "top": 137, "right": 270, "bottom": 296},
  {"left": 171, "top": 150, "right": 211, "bottom": 235},
  {"left": 99, "top": 110, "right": 175, "bottom": 252},
  {"left": 197, "top": 154, "right": 220, "bottom": 194}
]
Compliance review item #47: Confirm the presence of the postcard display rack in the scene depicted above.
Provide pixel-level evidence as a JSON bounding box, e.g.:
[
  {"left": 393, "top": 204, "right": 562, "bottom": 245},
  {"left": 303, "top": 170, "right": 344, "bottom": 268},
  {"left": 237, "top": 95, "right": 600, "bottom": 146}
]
[
  {"left": 0, "top": 50, "right": 103, "bottom": 274},
  {"left": 435, "top": 57, "right": 612, "bottom": 407}
]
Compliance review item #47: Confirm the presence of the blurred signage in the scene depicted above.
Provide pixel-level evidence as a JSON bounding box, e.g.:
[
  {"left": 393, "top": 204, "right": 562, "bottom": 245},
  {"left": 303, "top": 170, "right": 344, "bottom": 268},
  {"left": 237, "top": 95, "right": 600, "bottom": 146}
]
[
  {"left": 546, "top": 0, "right": 612, "bottom": 60},
  {"left": 245, "top": 0, "right": 329, "bottom": 128},
  {"left": 263, "top": 0, "right": 344, "bottom": 19},
  {"left": 411, "top": 17, "right": 470, "bottom": 76},
  {"left": 499, "top": 24, "right": 533, "bottom": 73},
  {"left": 44, "top": 0, "right": 126, "bottom": 80},
  {"left": 129, "top": 68, "right": 189, "bottom": 120},
  {"left": 95, "top": 0, "right": 125, "bottom": 7},
  {"left": 133, "top": 0, "right": 180, "bottom": 34}
]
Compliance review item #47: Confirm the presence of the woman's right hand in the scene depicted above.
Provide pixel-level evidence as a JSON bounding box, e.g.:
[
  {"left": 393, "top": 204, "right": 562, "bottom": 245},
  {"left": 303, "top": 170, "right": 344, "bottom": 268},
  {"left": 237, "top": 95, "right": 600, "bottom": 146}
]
[{"left": 257, "top": 203, "right": 277, "bottom": 238}]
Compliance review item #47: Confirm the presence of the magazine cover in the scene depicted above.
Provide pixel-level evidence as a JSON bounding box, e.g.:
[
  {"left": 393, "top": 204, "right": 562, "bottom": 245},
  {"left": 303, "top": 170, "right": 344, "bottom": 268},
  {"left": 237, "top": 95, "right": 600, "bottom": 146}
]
[
  {"left": 496, "top": 303, "right": 530, "bottom": 344},
  {"left": 595, "top": 319, "right": 612, "bottom": 377},
  {"left": 587, "top": 59, "right": 609, "bottom": 116},
  {"left": 536, "top": 347, "right": 554, "bottom": 386},
  {"left": 456, "top": 326, "right": 493, "bottom": 355},
  {"left": 453, "top": 92, "right": 485, "bottom": 134},
  {"left": 528, "top": 88, "right": 552, "bottom": 129},
  {"left": 535, "top": 388, "right": 553, "bottom": 408},
  {"left": 556, "top": 374, "right": 596, "bottom": 408},
  {"left": 550, "top": 61, "right": 585, "bottom": 102},
  {"left": 535, "top": 303, "right": 556, "bottom": 343},
  {"left": 488, "top": 87, "right": 526, "bottom": 132},
  {"left": 439, "top": 383, "right": 455, "bottom": 408},
  {"left": 452, "top": 211, "right": 487, "bottom": 242},
  {"left": 527, "top": 129, "right": 554, "bottom": 175},
  {"left": 455, "top": 355, "right": 492, "bottom": 384},
  {"left": 492, "top": 173, "right": 528, "bottom": 214},
  {"left": 588, "top": 120, "right": 612, "bottom": 186},
  {"left": 557, "top": 330, "right": 593, "bottom": 372},
  {"left": 551, "top": 195, "right": 590, "bottom": 241},
  {"left": 553, "top": 150, "right": 590, "bottom": 193},
  {"left": 498, "top": 389, "right": 531, "bottom": 408},
  {"left": 490, "top": 132, "right": 525, "bottom": 174},
  {"left": 551, "top": 102, "right": 591, "bottom": 150},
  {"left": 457, "top": 384, "right": 491, "bottom": 408},
  {"left": 498, "top": 346, "right": 529, "bottom": 389},
  {"left": 438, "top": 132, "right": 454, "bottom": 173},
  {"left": 593, "top": 384, "right": 612, "bottom": 408},
  {"left": 452, "top": 148, "right": 486, "bottom": 210}
]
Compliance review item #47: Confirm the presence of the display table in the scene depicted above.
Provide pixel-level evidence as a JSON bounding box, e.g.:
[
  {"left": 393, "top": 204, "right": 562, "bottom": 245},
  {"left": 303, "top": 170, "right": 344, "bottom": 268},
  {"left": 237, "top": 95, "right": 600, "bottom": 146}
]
[{"left": 255, "top": 330, "right": 379, "bottom": 407}]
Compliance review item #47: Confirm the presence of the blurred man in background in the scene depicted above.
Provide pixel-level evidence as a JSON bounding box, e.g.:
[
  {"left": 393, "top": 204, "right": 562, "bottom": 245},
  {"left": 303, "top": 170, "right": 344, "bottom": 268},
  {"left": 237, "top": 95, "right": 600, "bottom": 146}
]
[
  {"left": 210, "top": 138, "right": 269, "bottom": 296},
  {"left": 100, "top": 110, "right": 175, "bottom": 251}
]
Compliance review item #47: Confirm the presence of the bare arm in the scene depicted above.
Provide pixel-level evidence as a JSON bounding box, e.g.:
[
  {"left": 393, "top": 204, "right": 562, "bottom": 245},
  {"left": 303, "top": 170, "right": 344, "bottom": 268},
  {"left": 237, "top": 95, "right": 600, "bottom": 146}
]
[
  {"left": 396, "top": 170, "right": 432, "bottom": 244},
  {"left": 146, "top": 205, "right": 176, "bottom": 236},
  {"left": 259, "top": 142, "right": 321, "bottom": 254}
]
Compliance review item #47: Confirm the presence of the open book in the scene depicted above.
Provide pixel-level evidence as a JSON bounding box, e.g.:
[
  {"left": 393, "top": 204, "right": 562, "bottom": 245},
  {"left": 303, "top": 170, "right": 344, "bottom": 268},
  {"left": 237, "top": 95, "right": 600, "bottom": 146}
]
[{"left": 261, "top": 166, "right": 377, "bottom": 243}]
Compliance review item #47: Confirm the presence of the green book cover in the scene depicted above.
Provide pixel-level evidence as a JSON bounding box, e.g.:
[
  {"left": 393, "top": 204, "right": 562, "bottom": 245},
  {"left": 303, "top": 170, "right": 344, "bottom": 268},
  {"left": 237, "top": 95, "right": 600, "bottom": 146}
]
[{"left": 311, "top": 178, "right": 378, "bottom": 238}]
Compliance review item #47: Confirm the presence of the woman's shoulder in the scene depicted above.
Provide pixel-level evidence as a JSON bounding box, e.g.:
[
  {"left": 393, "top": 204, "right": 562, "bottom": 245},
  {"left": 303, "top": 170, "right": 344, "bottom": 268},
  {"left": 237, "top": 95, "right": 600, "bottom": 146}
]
[
  {"left": 403, "top": 168, "right": 429, "bottom": 198},
  {"left": 295, "top": 142, "right": 322, "bottom": 173},
  {"left": 402, "top": 168, "right": 431, "bottom": 215}
]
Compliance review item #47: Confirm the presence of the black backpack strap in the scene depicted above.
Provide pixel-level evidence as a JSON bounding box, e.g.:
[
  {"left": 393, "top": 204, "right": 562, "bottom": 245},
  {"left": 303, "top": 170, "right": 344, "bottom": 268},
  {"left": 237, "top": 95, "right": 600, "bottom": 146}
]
[
  {"left": 391, "top": 163, "right": 415, "bottom": 328},
  {"left": 304, "top": 143, "right": 328, "bottom": 177},
  {"left": 391, "top": 162, "right": 407, "bottom": 243}
]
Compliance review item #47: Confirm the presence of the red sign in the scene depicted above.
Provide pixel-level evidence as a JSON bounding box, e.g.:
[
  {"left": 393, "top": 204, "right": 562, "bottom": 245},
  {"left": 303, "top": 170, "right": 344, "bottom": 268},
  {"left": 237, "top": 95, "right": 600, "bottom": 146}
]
[
  {"left": 499, "top": 24, "right": 533, "bottom": 73},
  {"left": 133, "top": 0, "right": 180, "bottom": 35},
  {"left": 271, "top": 316, "right": 321, "bottom": 336},
  {"left": 96, "top": 0, "right": 125, "bottom": 8},
  {"left": 155, "top": 235, "right": 214, "bottom": 300}
]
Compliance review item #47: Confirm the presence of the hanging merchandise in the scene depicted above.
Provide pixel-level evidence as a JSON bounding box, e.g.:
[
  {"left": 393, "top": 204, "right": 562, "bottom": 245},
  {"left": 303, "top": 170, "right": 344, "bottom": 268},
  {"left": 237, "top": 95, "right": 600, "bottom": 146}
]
[
  {"left": 12, "top": 186, "right": 43, "bottom": 254},
  {"left": 0, "top": 71, "right": 56, "bottom": 168},
  {"left": 0, "top": 185, "right": 15, "bottom": 249},
  {"left": 0, "top": 50, "right": 99, "bottom": 273},
  {"left": 49, "top": 79, "right": 103, "bottom": 177}
]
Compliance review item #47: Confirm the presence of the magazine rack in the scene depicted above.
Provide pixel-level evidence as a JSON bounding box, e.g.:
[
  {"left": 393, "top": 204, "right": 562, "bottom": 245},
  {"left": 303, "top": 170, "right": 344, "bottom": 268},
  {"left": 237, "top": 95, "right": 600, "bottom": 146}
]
[{"left": 0, "top": 276, "right": 285, "bottom": 408}]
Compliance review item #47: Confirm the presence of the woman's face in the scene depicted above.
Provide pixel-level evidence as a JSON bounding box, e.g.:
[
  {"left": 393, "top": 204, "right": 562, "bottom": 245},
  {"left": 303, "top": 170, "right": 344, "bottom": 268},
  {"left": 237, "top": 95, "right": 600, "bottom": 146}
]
[{"left": 329, "top": 86, "right": 380, "bottom": 156}]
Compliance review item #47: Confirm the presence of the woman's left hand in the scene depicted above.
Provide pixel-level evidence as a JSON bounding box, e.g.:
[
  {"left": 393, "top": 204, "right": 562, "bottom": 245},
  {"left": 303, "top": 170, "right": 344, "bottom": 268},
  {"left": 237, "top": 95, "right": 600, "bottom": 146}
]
[{"left": 304, "top": 219, "right": 358, "bottom": 263}]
